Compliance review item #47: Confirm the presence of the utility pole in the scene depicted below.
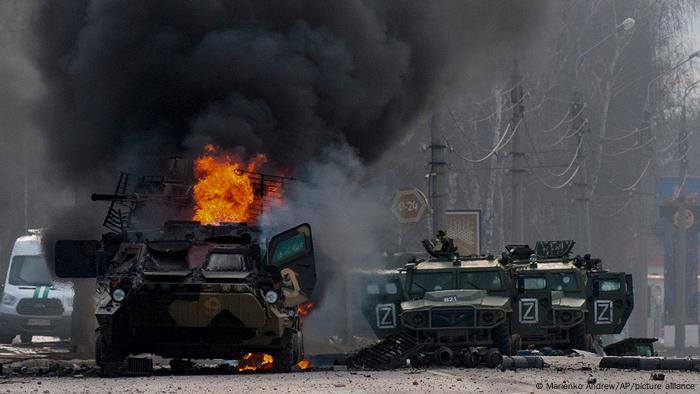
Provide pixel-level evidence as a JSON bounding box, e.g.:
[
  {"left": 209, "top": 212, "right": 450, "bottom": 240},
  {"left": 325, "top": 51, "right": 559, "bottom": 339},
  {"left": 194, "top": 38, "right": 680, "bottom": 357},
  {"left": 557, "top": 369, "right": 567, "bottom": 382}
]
[
  {"left": 674, "top": 95, "right": 691, "bottom": 353},
  {"left": 571, "top": 92, "right": 592, "bottom": 250},
  {"left": 430, "top": 114, "right": 447, "bottom": 234},
  {"left": 510, "top": 60, "right": 525, "bottom": 243},
  {"left": 631, "top": 110, "right": 653, "bottom": 338},
  {"left": 509, "top": 61, "right": 525, "bottom": 243}
]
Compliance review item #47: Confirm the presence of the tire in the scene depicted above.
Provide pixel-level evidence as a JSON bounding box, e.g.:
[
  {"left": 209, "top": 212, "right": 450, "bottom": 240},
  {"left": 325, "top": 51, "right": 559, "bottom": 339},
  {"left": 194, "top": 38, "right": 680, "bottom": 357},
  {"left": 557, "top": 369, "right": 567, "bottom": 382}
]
[
  {"left": 493, "top": 322, "right": 510, "bottom": 355},
  {"left": 20, "top": 334, "right": 32, "bottom": 344},
  {"left": 95, "top": 334, "right": 102, "bottom": 367},
  {"left": 570, "top": 323, "right": 592, "bottom": 351},
  {"left": 272, "top": 330, "right": 300, "bottom": 373},
  {"left": 508, "top": 334, "right": 522, "bottom": 355},
  {"left": 96, "top": 333, "right": 126, "bottom": 376}
]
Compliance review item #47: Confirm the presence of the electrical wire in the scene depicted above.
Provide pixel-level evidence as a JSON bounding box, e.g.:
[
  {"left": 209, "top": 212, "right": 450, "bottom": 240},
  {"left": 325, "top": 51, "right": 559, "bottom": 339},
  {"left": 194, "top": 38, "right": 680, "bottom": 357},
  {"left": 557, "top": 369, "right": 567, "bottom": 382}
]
[
  {"left": 530, "top": 162, "right": 581, "bottom": 189},
  {"left": 607, "top": 159, "right": 651, "bottom": 192},
  {"left": 522, "top": 116, "right": 581, "bottom": 178},
  {"left": 523, "top": 95, "right": 546, "bottom": 115},
  {"left": 446, "top": 119, "right": 522, "bottom": 163},
  {"left": 540, "top": 118, "right": 588, "bottom": 149},
  {"left": 469, "top": 84, "right": 519, "bottom": 107},
  {"left": 660, "top": 147, "right": 691, "bottom": 166},
  {"left": 541, "top": 103, "right": 587, "bottom": 134},
  {"left": 659, "top": 131, "right": 692, "bottom": 153},
  {"left": 446, "top": 104, "right": 490, "bottom": 152},
  {"left": 595, "top": 195, "right": 634, "bottom": 218},
  {"left": 445, "top": 162, "right": 570, "bottom": 173},
  {"left": 546, "top": 133, "right": 583, "bottom": 177},
  {"left": 602, "top": 136, "right": 655, "bottom": 157},
  {"left": 675, "top": 170, "right": 690, "bottom": 198},
  {"left": 602, "top": 124, "right": 652, "bottom": 141},
  {"left": 470, "top": 91, "right": 529, "bottom": 123}
]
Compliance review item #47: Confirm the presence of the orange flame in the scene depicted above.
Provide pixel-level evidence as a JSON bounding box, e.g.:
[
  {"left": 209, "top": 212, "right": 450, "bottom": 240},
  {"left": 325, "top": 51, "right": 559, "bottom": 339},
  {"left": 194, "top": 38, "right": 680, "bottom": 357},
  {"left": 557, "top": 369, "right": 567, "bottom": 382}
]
[
  {"left": 237, "top": 352, "right": 274, "bottom": 372},
  {"left": 297, "top": 302, "right": 314, "bottom": 327},
  {"left": 192, "top": 144, "right": 268, "bottom": 224},
  {"left": 295, "top": 359, "right": 310, "bottom": 370}
]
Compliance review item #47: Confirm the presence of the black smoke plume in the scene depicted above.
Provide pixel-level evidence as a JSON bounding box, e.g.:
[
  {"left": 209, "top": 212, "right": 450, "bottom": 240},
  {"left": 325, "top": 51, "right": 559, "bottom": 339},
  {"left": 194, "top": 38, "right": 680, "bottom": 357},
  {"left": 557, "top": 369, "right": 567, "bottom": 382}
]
[
  {"left": 27, "top": 0, "right": 546, "bottom": 353},
  {"left": 32, "top": 0, "right": 545, "bottom": 176}
]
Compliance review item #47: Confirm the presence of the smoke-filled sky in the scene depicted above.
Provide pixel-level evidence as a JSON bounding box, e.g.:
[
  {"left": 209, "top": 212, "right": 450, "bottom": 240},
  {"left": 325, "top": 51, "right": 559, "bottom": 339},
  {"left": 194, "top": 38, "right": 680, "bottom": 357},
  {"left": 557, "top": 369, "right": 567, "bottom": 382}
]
[{"left": 30, "top": 0, "right": 545, "bottom": 180}]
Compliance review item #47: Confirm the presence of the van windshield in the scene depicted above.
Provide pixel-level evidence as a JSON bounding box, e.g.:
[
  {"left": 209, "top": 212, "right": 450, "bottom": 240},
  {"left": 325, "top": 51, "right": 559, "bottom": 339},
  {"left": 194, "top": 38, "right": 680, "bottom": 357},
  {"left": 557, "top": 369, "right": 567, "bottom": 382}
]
[{"left": 9, "top": 255, "right": 53, "bottom": 286}]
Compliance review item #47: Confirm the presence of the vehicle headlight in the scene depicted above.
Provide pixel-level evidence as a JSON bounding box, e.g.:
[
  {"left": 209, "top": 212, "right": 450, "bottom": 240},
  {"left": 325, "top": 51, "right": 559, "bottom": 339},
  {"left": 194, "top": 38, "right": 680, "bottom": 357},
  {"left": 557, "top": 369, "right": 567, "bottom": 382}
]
[
  {"left": 1, "top": 293, "right": 17, "bottom": 306},
  {"left": 406, "top": 313, "right": 425, "bottom": 327},
  {"left": 480, "top": 311, "right": 495, "bottom": 323},
  {"left": 559, "top": 311, "right": 573, "bottom": 323},
  {"left": 412, "top": 314, "right": 424, "bottom": 325},
  {"left": 111, "top": 288, "right": 126, "bottom": 302},
  {"left": 265, "top": 290, "right": 279, "bottom": 304}
]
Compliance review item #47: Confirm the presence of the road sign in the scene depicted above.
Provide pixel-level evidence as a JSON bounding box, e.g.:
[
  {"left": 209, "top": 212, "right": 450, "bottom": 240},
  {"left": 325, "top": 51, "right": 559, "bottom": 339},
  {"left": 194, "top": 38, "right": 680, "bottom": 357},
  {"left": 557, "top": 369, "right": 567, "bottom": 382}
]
[
  {"left": 391, "top": 189, "right": 427, "bottom": 223},
  {"left": 673, "top": 208, "right": 694, "bottom": 229}
]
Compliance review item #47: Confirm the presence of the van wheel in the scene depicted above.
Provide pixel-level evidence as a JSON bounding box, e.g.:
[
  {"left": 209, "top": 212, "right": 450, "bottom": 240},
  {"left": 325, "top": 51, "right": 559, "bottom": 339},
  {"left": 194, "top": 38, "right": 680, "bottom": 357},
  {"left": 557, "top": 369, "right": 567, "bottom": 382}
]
[
  {"left": 20, "top": 334, "right": 32, "bottom": 344},
  {"left": 0, "top": 334, "right": 15, "bottom": 344}
]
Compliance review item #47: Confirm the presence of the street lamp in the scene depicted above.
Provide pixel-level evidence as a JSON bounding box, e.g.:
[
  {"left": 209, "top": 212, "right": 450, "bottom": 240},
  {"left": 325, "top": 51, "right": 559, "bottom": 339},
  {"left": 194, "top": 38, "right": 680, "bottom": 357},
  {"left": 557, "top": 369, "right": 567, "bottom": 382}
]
[
  {"left": 575, "top": 18, "right": 636, "bottom": 80},
  {"left": 644, "top": 50, "right": 700, "bottom": 111}
]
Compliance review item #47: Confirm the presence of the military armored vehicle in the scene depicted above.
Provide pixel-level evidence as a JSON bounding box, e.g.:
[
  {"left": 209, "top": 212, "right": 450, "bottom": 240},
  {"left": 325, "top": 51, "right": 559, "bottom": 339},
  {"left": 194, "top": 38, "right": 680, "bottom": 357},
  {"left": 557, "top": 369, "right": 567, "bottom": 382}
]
[
  {"left": 353, "top": 234, "right": 516, "bottom": 368},
  {"left": 502, "top": 241, "right": 633, "bottom": 352},
  {"left": 53, "top": 172, "right": 316, "bottom": 374}
]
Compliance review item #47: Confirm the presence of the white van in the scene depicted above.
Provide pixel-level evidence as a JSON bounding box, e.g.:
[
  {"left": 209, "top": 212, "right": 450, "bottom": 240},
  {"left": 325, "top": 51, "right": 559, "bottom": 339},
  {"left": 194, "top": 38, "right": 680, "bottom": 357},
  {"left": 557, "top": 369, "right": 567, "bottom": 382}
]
[{"left": 0, "top": 230, "right": 73, "bottom": 344}]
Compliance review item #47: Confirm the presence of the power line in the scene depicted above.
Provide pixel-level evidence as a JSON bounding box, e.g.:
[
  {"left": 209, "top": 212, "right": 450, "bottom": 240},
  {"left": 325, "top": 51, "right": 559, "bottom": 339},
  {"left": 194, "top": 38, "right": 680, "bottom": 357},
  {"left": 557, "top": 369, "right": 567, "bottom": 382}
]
[
  {"left": 602, "top": 135, "right": 655, "bottom": 156},
  {"left": 546, "top": 133, "right": 584, "bottom": 177},
  {"left": 660, "top": 130, "right": 692, "bottom": 153},
  {"left": 540, "top": 103, "right": 587, "bottom": 133},
  {"left": 522, "top": 116, "right": 581, "bottom": 179},
  {"left": 595, "top": 194, "right": 634, "bottom": 218},
  {"left": 446, "top": 104, "right": 491, "bottom": 152},
  {"left": 529, "top": 162, "right": 582, "bottom": 189},
  {"left": 470, "top": 91, "right": 529, "bottom": 123},
  {"left": 446, "top": 162, "right": 570, "bottom": 173},
  {"left": 540, "top": 118, "right": 588, "bottom": 148},
  {"left": 602, "top": 124, "right": 652, "bottom": 141},
  {"left": 608, "top": 159, "right": 652, "bottom": 191},
  {"left": 445, "top": 119, "right": 522, "bottom": 163}
]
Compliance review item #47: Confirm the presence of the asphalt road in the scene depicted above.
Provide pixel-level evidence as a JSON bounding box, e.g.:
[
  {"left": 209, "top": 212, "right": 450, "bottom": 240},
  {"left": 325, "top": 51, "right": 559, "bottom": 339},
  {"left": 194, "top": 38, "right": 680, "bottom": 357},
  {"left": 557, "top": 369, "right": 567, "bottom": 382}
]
[{"left": 0, "top": 357, "right": 699, "bottom": 394}]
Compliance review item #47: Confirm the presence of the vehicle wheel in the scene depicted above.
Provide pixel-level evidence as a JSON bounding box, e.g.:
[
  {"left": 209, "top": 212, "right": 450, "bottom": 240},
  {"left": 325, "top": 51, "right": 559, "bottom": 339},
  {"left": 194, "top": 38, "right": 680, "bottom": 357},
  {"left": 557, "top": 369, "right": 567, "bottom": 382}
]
[
  {"left": 95, "top": 334, "right": 102, "bottom": 366},
  {"left": 20, "top": 334, "right": 32, "bottom": 344},
  {"left": 272, "top": 330, "right": 299, "bottom": 373},
  {"left": 508, "top": 334, "right": 522, "bottom": 355},
  {"left": 0, "top": 334, "right": 15, "bottom": 344},
  {"left": 96, "top": 333, "right": 126, "bottom": 375},
  {"left": 570, "top": 323, "right": 592, "bottom": 351},
  {"left": 493, "top": 322, "right": 510, "bottom": 355}
]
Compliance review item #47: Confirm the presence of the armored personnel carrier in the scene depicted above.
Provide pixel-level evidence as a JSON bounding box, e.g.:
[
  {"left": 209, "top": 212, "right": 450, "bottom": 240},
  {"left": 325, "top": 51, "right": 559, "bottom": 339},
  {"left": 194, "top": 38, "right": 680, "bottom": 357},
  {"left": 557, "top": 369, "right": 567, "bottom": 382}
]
[
  {"left": 53, "top": 171, "right": 316, "bottom": 374},
  {"left": 502, "top": 241, "right": 633, "bottom": 352},
  {"left": 353, "top": 234, "right": 516, "bottom": 368}
]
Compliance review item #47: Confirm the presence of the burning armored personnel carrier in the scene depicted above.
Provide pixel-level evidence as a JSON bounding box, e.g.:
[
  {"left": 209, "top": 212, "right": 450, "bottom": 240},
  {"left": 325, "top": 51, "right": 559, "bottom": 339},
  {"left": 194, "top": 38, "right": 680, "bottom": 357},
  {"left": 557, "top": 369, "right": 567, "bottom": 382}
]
[
  {"left": 503, "top": 241, "right": 633, "bottom": 352},
  {"left": 54, "top": 158, "right": 316, "bottom": 375}
]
